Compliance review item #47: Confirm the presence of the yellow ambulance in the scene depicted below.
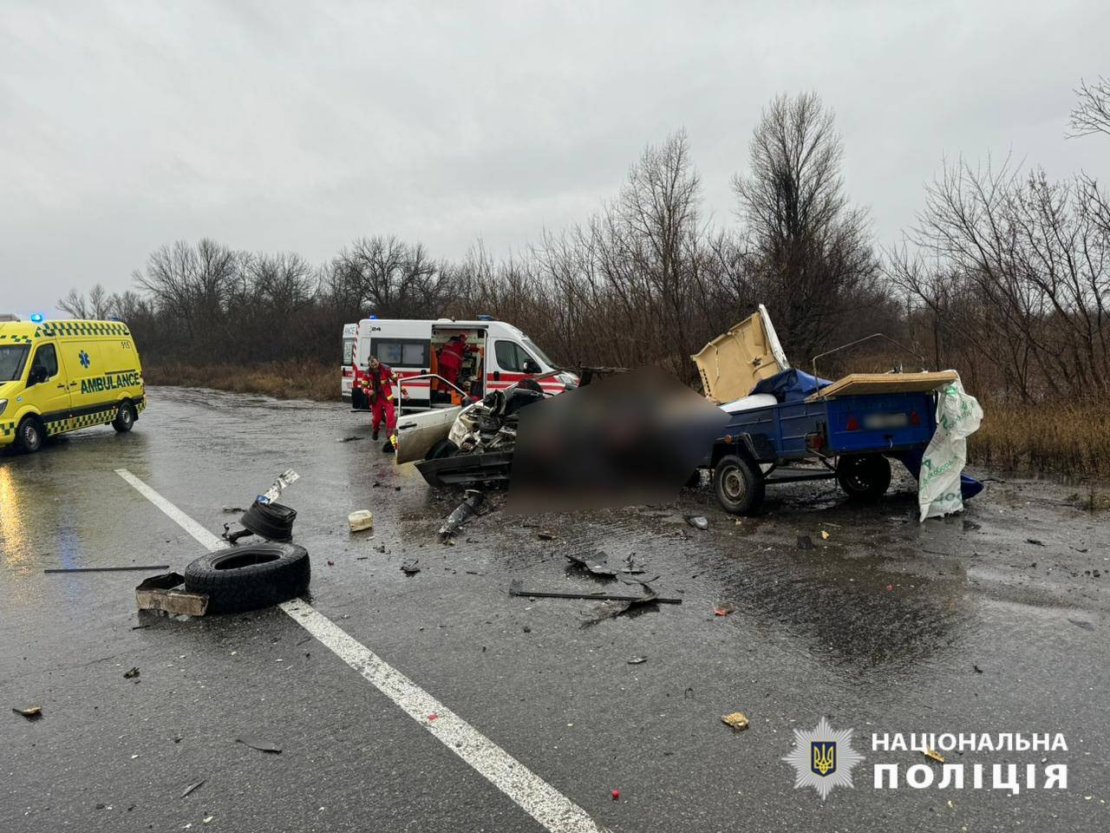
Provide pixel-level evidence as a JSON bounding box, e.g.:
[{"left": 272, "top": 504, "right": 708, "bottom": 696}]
[{"left": 0, "top": 319, "right": 146, "bottom": 453}]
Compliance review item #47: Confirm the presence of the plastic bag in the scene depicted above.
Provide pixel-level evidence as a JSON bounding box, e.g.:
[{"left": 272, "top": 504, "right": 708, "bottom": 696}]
[{"left": 919, "top": 376, "right": 983, "bottom": 521}]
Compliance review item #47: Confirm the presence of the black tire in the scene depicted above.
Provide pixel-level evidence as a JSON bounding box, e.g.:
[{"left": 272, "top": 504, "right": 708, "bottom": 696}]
[
  {"left": 713, "top": 454, "right": 765, "bottom": 515},
  {"left": 15, "top": 416, "right": 44, "bottom": 454},
  {"left": 112, "top": 400, "right": 136, "bottom": 433},
  {"left": 184, "top": 543, "right": 310, "bottom": 614},
  {"left": 427, "top": 438, "right": 458, "bottom": 460},
  {"left": 837, "top": 454, "right": 892, "bottom": 501},
  {"left": 239, "top": 501, "right": 297, "bottom": 541}
]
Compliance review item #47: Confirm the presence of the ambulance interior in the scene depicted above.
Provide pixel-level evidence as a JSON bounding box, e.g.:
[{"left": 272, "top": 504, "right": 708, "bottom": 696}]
[{"left": 429, "top": 325, "right": 487, "bottom": 405}]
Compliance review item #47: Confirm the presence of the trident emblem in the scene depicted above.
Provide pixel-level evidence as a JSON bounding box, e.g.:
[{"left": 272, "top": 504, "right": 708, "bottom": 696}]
[{"left": 812, "top": 742, "right": 836, "bottom": 777}]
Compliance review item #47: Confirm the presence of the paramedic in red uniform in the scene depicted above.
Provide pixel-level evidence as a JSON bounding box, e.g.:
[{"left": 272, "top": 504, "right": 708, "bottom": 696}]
[
  {"left": 363, "top": 355, "right": 398, "bottom": 449},
  {"left": 438, "top": 334, "right": 471, "bottom": 388}
]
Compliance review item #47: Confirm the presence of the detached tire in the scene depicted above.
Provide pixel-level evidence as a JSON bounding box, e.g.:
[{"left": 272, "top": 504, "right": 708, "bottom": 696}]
[
  {"left": 112, "top": 400, "right": 136, "bottom": 432},
  {"left": 837, "top": 454, "right": 892, "bottom": 501},
  {"left": 184, "top": 543, "right": 310, "bottom": 614},
  {"left": 15, "top": 416, "right": 44, "bottom": 453},
  {"left": 712, "top": 454, "right": 765, "bottom": 515}
]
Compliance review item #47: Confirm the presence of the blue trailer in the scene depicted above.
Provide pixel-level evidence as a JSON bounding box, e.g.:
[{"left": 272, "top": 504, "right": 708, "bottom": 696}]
[{"left": 703, "top": 368, "right": 981, "bottom": 515}]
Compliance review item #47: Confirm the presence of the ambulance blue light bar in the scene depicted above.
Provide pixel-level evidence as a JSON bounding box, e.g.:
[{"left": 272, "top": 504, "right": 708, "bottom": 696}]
[{"left": 30, "top": 313, "right": 44, "bottom": 323}]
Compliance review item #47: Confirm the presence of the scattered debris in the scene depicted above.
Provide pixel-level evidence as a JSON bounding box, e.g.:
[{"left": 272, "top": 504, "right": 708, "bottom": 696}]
[
  {"left": 236, "top": 738, "right": 282, "bottom": 754},
  {"left": 336, "top": 436, "right": 364, "bottom": 443},
  {"left": 222, "top": 506, "right": 247, "bottom": 514},
  {"left": 797, "top": 535, "right": 816, "bottom": 550},
  {"left": 239, "top": 500, "right": 297, "bottom": 542},
  {"left": 428, "top": 713, "right": 438, "bottom": 721},
  {"left": 438, "top": 490, "right": 484, "bottom": 542},
  {"left": 611, "top": 789, "right": 620, "bottom": 801},
  {"left": 685, "top": 515, "right": 709, "bottom": 530},
  {"left": 1026, "top": 538, "right": 1046, "bottom": 546},
  {"left": 509, "top": 579, "right": 681, "bottom": 605},
  {"left": 973, "top": 665, "right": 984, "bottom": 673},
  {"left": 1069, "top": 619, "right": 1095, "bottom": 631},
  {"left": 258, "top": 469, "right": 300, "bottom": 505},
  {"left": 924, "top": 748, "right": 945, "bottom": 763},
  {"left": 348, "top": 510, "right": 374, "bottom": 533},
  {"left": 714, "top": 603, "right": 736, "bottom": 617},
  {"left": 721, "top": 712, "right": 750, "bottom": 732},
  {"left": 12, "top": 706, "right": 42, "bottom": 720},
  {"left": 820, "top": 530, "right": 830, "bottom": 540},
  {"left": 181, "top": 780, "right": 205, "bottom": 799},
  {"left": 326, "top": 560, "right": 335, "bottom": 567},
  {"left": 123, "top": 667, "right": 140, "bottom": 679},
  {"left": 135, "top": 573, "right": 209, "bottom": 617},
  {"left": 401, "top": 560, "right": 421, "bottom": 576},
  {"left": 537, "top": 530, "right": 556, "bottom": 541},
  {"left": 44, "top": 565, "right": 170, "bottom": 574},
  {"left": 565, "top": 551, "right": 619, "bottom": 578},
  {"left": 627, "top": 656, "right": 648, "bottom": 665}
]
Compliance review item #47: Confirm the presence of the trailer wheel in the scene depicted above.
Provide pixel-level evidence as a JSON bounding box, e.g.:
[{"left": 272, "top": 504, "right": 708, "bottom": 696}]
[
  {"left": 713, "top": 454, "right": 765, "bottom": 515},
  {"left": 184, "top": 543, "right": 310, "bottom": 614},
  {"left": 837, "top": 454, "right": 892, "bottom": 501}
]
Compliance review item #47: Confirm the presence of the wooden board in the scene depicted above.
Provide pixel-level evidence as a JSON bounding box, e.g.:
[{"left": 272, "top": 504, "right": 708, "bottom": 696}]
[{"left": 807, "top": 371, "right": 958, "bottom": 401}]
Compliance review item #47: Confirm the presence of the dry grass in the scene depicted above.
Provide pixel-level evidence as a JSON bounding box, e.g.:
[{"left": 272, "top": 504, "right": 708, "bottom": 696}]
[
  {"left": 970, "top": 397, "right": 1110, "bottom": 483},
  {"left": 144, "top": 361, "right": 341, "bottom": 402}
]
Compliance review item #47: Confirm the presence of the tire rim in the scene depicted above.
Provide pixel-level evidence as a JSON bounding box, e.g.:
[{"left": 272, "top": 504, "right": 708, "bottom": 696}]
[
  {"left": 722, "top": 467, "right": 746, "bottom": 502},
  {"left": 122, "top": 407, "right": 133, "bottom": 426},
  {"left": 22, "top": 424, "right": 40, "bottom": 447},
  {"left": 844, "top": 460, "right": 870, "bottom": 491}
]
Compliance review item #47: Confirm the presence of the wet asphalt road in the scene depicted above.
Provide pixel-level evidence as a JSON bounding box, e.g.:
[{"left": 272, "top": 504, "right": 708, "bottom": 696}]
[{"left": 2, "top": 386, "right": 1108, "bottom": 832}]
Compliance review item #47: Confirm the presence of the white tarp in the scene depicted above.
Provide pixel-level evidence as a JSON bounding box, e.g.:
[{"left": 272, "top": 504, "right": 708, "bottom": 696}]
[{"left": 919, "top": 376, "right": 983, "bottom": 521}]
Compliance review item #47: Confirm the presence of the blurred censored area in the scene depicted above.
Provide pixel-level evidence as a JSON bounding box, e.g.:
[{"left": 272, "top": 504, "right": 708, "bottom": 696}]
[{"left": 506, "top": 368, "right": 730, "bottom": 513}]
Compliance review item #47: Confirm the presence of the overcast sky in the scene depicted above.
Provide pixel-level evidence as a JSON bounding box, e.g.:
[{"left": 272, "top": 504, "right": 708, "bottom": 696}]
[{"left": 2, "top": 0, "right": 1107, "bottom": 318}]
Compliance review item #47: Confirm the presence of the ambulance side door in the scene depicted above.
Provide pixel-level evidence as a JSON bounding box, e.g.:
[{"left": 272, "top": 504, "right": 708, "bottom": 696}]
[
  {"left": 25, "top": 341, "right": 71, "bottom": 430},
  {"left": 56, "top": 339, "right": 103, "bottom": 413}
]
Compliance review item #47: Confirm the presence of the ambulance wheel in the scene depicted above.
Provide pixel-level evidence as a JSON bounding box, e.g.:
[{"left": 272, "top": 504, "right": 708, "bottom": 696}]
[
  {"left": 15, "top": 416, "right": 44, "bottom": 454},
  {"left": 837, "top": 454, "right": 891, "bottom": 501},
  {"left": 183, "top": 543, "right": 310, "bottom": 614},
  {"left": 713, "top": 454, "right": 764, "bottom": 515},
  {"left": 112, "top": 401, "right": 136, "bottom": 433}
]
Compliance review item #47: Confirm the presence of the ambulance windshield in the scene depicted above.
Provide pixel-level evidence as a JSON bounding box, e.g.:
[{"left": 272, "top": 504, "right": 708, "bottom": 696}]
[
  {"left": 0, "top": 345, "right": 30, "bottom": 382},
  {"left": 521, "top": 337, "right": 554, "bottom": 368}
]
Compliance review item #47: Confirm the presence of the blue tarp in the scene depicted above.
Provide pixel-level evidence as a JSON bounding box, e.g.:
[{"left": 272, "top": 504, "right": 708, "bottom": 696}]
[{"left": 750, "top": 369, "right": 832, "bottom": 403}]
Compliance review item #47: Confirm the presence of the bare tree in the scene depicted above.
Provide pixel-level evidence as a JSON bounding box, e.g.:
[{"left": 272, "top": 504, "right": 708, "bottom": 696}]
[
  {"left": 733, "top": 92, "right": 878, "bottom": 361},
  {"left": 1068, "top": 76, "right": 1110, "bottom": 139},
  {"left": 332, "top": 236, "right": 452, "bottom": 318}
]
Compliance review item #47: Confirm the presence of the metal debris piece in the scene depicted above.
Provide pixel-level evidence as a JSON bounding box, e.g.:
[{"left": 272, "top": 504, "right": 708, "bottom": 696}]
[
  {"left": 401, "top": 560, "right": 421, "bottom": 576},
  {"left": 509, "top": 579, "right": 681, "bottom": 605},
  {"left": 627, "top": 656, "right": 648, "bottom": 665},
  {"left": 714, "top": 603, "right": 736, "bottom": 616},
  {"left": 438, "top": 490, "right": 484, "bottom": 542},
  {"left": 924, "top": 748, "right": 945, "bottom": 763},
  {"left": 181, "top": 780, "right": 205, "bottom": 798},
  {"left": 685, "top": 515, "right": 709, "bottom": 530},
  {"left": 44, "top": 565, "right": 170, "bottom": 574},
  {"left": 123, "top": 667, "right": 140, "bottom": 679},
  {"left": 258, "top": 469, "right": 299, "bottom": 505},
  {"left": 721, "top": 712, "right": 750, "bottom": 732},
  {"left": 565, "top": 552, "right": 619, "bottom": 578},
  {"left": 1026, "top": 538, "right": 1046, "bottom": 546},
  {"left": 13, "top": 706, "right": 42, "bottom": 720},
  {"left": 336, "top": 436, "right": 364, "bottom": 443},
  {"left": 236, "top": 738, "right": 282, "bottom": 754},
  {"left": 537, "top": 530, "right": 556, "bottom": 541}
]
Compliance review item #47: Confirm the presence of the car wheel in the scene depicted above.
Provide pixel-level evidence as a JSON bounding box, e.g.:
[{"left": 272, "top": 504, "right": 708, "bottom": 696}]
[
  {"left": 15, "top": 417, "right": 44, "bottom": 453},
  {"left": 112, "top": 401, "right": 136, "bottom": 433},
  {"left": 427, "top": 439, "right": 458, "bottom": 460},
  {"left": 837, "top": 454, "right": 892, "bottom": 501},
  {"left": 183, "top": 543, "right": 310, "bottom": 614},
  {"left": 712, "top": 454, "right": 765, "bottom": 515}
]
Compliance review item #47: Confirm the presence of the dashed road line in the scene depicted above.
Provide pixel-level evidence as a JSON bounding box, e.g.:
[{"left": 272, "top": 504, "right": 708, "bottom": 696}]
[{"left": 115, "top": 468, "right": 605, "bottom": 833}]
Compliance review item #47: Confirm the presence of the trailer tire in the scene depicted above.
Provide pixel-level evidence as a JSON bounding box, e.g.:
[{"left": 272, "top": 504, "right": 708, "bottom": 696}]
[
  {"left": 837, "top": 454, "right": 892, "bottom": 501},
  {"left": 713, "top": 454, "right": 764, "bottom": 515},
  {"left": 183, "top": 543, "right": 310, "bottom": 614}
]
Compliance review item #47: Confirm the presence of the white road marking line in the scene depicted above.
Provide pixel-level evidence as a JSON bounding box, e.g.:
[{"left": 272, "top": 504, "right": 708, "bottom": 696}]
[{"left": 115, "top": 468, "right": 604, "bottom": 833}]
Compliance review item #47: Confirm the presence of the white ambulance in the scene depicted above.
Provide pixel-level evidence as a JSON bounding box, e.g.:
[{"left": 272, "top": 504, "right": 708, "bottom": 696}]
[
  {"left": 348, "top": 316, "right": 576, "bottom": 411},
  {"left": 340, "top": 323, "right": 357, "bottom": 400}
]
